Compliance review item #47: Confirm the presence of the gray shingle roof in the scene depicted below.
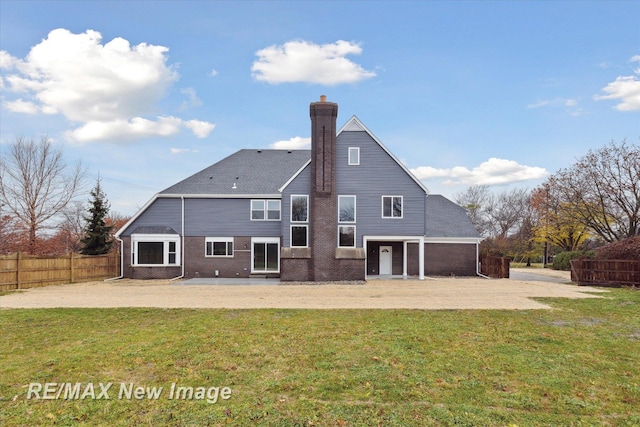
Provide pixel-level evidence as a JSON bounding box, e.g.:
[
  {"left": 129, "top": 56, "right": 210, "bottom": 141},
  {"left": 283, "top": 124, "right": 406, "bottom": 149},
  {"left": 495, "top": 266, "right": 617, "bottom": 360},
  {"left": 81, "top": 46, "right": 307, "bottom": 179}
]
[
  {"left": 425, "top": 195, "right": 481, "bottom": 239},
  {"left": 161, "top": 149, "right": 311, "bottom": 195},
  {"left": 132, "top": 226, "right": 178, "bottom": 235}
]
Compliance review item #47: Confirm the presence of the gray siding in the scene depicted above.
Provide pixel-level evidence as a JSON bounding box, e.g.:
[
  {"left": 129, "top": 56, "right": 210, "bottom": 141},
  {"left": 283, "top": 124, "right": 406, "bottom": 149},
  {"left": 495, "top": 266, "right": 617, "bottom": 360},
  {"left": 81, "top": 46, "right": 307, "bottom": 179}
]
[
  {"left": 185, "top": 198, "right": 282, "bottom": 237},
  {"left": 120, "top": 197, "right": 182, "bottom": 236},
  {"left": 281, "top": 166, "right": 310, "bottom": 247},
  {"left": 336, "top": 131, "right": 426, "bottom": 245}
]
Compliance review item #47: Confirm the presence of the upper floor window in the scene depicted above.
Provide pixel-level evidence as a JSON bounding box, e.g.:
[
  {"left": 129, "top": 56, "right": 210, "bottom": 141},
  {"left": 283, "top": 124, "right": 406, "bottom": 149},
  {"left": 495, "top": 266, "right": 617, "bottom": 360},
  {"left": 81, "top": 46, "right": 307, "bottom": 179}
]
[
  {"left": 382, "top": 196, "right": 403, "bottom": 218},
  {"left": 338, "top": 195, "right": 356, "bottom": 223},
  {"left": 251, "top": 199, "right": 281, "bottom": 221},
  {"left": 348, "top": 147, "right": 360, "bottom": 165},
  {"left": 291, "top": 195, "right": 309, "bottom": 222}
]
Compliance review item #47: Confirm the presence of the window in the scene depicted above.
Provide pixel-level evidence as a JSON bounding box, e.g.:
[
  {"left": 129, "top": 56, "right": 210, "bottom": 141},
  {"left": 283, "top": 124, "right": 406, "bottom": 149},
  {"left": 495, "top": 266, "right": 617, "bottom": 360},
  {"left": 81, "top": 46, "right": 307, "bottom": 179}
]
[
  {"left": 338, "top": 195, "right": 356, "bottom": 223},
  {"left": 290, "top": 195, "right": 309, "bottom": 247},
  {"left": 291, "top": 225, "right": 308, "bottom": 247},
  {"left": 382, "top": 196, "right": 403, "bottom": 218},
  {"left": 205, "top": 238, "right": 233, "bottom": 257},
  {"left": 251, "top": 199, "right": 281, "bottom": 221},
  {"left": 291, "top": 195, "right": 308, "bottom": 222},
  {"left": 338, "top": 226, "right": 356, "bottom": 247},
  {"left": 132, "top": 234, "right": 180, "bottom": 266},
  {"left": 348, "top": 147, "right": 360, "bottom": 165},
  {"left": 252, "top": 238, "right": 280, "bottom": 273}
]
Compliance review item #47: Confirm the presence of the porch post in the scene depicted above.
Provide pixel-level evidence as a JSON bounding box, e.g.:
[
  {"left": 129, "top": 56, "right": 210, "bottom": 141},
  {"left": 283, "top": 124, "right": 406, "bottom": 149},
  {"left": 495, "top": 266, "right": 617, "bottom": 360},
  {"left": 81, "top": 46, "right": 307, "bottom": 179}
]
[
  {"left": 418, "top": 236, "right": 425, "bottom": 280},
  {"left": 402, "top": 241, "right": 408, "bottom": 278}
]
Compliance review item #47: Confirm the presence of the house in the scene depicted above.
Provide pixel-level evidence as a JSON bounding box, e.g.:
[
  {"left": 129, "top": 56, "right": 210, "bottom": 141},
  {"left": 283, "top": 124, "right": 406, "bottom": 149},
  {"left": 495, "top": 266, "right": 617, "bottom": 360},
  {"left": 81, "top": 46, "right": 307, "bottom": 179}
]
[{"left": 115, "top": 97, "right": 482, "bottom": 281}]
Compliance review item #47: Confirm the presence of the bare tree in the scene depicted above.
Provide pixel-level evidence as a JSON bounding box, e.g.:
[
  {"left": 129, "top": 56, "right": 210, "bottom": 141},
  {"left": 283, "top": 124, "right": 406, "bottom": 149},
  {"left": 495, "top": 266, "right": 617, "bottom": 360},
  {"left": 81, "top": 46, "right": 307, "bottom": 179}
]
[
  {"left": 455, "top": 184, "right": 491, "bottom": 236},
  {"left": 550, "top": 140, "right": 639, "bottom": 242},
  {"left": 0, "top": 136, "right": 85, "bottom": 253}
]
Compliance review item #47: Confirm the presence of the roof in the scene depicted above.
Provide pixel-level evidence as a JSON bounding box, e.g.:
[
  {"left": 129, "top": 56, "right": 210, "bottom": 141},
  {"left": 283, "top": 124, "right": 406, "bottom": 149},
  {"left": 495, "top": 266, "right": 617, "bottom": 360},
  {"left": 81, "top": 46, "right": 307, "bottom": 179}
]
[
  {"left": 425, "top": 195, "right": 481, "bottom": 239},
  {"left": 161, "top": 149, "right": 311, "bottom": 196},
  {"left": 131, "top": 226, "right": 178, "bottom": 235}
]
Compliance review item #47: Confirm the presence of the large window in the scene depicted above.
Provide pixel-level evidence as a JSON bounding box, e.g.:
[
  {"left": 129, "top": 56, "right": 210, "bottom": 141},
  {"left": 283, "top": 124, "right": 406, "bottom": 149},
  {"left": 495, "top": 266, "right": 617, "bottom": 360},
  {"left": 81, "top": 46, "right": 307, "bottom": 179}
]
[
  {"left": 252, "top": 238, "right": 280, "bottom": 273},
  {"left": 338, "top": 195, "right": 356, "bottom": 223},
  {"left": 205, "top": 237, "right": 233, "bottom": 257},
  {"left": 291, "top": 225, "right": 308, "bottom": 247},
  {"left": 251, "top": 199, "right": 281, "bottom": 221},
  {"left": 382, "top": 196, "right": 403, "bottom": 218},
  {"left": 132, "top": 234, "right": 180, "bottom": 266}
]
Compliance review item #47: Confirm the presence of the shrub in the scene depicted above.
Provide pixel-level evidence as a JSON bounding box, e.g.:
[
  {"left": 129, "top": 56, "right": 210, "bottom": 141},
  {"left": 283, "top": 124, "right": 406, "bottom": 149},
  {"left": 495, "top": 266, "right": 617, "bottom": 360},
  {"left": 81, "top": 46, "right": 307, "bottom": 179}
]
[
  {"left": 595, "top": 236, "right": 640, "bottom": 260},
  {"left": 553, "top": 250, "right": 595, "bottom": 271}
]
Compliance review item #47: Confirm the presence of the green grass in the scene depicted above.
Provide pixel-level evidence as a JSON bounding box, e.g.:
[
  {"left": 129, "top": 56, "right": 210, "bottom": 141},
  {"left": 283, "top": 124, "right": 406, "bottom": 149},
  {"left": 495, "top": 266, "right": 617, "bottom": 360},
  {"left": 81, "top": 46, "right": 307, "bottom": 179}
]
[{"left": 1, "top": 289, "right": 639, "bottom": 426}]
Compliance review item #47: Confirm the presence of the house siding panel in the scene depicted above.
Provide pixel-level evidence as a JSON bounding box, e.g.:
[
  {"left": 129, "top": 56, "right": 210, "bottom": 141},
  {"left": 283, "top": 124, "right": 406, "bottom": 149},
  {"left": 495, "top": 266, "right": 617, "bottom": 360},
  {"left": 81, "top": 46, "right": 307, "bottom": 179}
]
[
  {"left": 184, "top": 198, "right": 281, "bottom": 237},
  {"left": 336, "top": 131, "right": 426, "bottom": 245},
  {"left": 120, "top": 198, "right": 182, "bottom": 237}
]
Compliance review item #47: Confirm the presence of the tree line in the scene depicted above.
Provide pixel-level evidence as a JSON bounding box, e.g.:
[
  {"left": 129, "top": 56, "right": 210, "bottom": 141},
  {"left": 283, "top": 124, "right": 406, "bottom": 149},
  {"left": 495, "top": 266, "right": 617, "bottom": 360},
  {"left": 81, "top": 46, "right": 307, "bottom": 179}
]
[
  {"left": 457, "top": 139, "right": 639, "bottom": 264},
  {"left": 0, "top": 137, "right": 128, "bottom": 256}
]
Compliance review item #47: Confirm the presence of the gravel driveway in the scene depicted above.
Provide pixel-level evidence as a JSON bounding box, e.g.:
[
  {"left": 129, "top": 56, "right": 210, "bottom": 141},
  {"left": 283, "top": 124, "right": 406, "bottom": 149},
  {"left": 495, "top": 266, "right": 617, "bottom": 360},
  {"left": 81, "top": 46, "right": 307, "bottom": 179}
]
[{"left": 0, "top": 269, "right": 606, "bottom": 310}]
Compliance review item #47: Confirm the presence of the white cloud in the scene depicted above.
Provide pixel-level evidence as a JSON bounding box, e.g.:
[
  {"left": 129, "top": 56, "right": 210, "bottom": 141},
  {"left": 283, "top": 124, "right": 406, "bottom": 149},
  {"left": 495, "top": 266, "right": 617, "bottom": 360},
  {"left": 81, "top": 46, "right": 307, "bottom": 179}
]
[
  {"left": 527, "top": 97, "right": 583, "bottom": 116},
  {"left": 170, "top": 147, "right": 200, "bottom": 154},
  {"left": 4, "top": 98, "right": 39, "bottom": 114},
  {"left": 270, "top": 136, "right": 311, "bottom": 150},
  {"left": 183, "top": 119, "right": 215, "bottom": 138},
  {"left": 411, "top": 158, "right": 548, "bottom": 186},
  {"left": 252, "top": 40, "right": 376, "bottom": 85},
  {"left": 0, "top": 28, "right": 215, "bottom": 143},
  {"left": 209, "top": 69, "right": 218, "bottom": 77},
  {"left": 594, "top": 55, "right": 640, "bottom": 111},
  {"left": 180, "top": 87, "right": 202, "bottom": 110}
]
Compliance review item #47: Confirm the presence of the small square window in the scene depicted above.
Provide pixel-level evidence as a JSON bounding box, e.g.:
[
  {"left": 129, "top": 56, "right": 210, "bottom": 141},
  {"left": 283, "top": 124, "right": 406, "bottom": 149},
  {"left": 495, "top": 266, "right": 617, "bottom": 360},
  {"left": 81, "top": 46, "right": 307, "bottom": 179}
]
[
  {"left": 382, "top": 196, "right": 403, "bottom": 218},
  {"left": 251, "top": 200, "right": 265, "bottom": 220},
  {"left": 348, "top": 147, "right": 360, "bottom": 165},
  {"left": 291, "top": 225, "right": 308, "bottom": 247},
  {"left": 338, "top": 225, "right": 356, "bottom": 247},
  {"left": 267, "top": 200, "right": 281, "bottom": 220}
]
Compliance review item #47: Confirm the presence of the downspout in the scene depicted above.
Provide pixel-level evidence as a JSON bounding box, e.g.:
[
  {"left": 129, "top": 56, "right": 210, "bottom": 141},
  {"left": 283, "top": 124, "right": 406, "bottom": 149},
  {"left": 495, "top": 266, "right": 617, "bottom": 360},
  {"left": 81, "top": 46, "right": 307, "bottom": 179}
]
[
  {"left": 105, "top": 236, "right": 124, "bottom": 281},
  {"left": 476, "top": 241, "right": 490, "bottom": 279},
  {"left": 170, "top": 195, "right": 186, "bottom": 281}
]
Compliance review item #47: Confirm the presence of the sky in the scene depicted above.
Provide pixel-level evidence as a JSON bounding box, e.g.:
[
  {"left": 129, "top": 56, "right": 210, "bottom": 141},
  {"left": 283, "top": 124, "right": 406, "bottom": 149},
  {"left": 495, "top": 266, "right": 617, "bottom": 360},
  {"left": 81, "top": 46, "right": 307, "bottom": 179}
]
[{"left": 1, "top": 0, "right": 638, "bottom": 218}]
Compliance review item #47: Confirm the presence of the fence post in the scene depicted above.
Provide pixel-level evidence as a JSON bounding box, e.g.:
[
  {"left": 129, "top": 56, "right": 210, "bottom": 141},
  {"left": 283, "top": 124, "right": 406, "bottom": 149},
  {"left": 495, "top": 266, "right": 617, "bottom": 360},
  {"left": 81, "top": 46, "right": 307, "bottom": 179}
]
[
  {"left": 16, "top": 252, "right": 22, "bottom": 289},
  {"left": 68, "top": 252, "right": 73, "bottom": 283}
]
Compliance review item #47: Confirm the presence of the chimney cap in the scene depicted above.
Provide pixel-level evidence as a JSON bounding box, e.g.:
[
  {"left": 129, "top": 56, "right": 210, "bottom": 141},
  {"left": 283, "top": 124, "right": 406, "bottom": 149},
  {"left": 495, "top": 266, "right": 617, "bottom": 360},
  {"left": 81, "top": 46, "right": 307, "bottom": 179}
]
[{"left": 320, "top": 95, "right": 327, "bottom": 102}]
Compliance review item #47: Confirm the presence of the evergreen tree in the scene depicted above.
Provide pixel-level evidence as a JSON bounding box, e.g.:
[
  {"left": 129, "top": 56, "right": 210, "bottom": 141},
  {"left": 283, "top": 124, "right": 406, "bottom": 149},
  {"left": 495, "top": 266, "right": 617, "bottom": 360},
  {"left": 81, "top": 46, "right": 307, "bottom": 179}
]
[{"left": 80, "top": 179, "right": 113, "bottom": 255}]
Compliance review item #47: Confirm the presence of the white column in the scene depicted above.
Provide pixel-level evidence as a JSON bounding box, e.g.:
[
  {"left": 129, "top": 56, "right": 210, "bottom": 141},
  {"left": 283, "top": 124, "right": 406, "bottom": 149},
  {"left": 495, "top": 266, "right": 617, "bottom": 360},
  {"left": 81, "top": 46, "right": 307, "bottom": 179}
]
[
  {"left": 418, "top": 236, "right": 425, "bottom": 280},
  {"left": 402, "top": 241, "right": 408, "bottom": 279}
]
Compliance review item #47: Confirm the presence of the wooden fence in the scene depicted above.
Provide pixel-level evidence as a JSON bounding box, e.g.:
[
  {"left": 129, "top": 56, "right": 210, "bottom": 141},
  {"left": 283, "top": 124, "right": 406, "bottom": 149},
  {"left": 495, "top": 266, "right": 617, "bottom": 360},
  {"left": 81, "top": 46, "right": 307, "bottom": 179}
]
[
  {"left": 570, "top": 259, "right": 640, "bottom": 287},
  {"left": 0, "top": 252, "right": 120, "bottom": 292},
  {"left": 481, "top": 256, "right": 511, "bottom": 278}
]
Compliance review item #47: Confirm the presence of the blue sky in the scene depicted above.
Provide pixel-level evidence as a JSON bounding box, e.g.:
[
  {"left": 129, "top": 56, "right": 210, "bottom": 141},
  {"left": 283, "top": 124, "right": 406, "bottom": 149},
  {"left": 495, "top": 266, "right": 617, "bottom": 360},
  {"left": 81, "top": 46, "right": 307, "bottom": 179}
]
[{"left": 1, "top": 0, "right": 638, "bottom": 217}]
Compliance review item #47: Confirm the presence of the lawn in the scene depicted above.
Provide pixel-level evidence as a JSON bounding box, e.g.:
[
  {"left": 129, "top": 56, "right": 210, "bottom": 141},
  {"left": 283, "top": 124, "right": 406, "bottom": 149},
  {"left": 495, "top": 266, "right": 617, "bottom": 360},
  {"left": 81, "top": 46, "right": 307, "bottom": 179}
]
[{"left": 1, "top": 288, "right": 639, "bottom": 426}]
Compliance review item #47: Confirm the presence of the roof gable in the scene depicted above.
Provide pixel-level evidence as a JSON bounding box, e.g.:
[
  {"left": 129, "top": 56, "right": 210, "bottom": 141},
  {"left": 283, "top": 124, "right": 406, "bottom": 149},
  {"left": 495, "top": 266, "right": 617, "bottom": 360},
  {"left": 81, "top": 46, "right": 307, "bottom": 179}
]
[{"left": 338, "top": 116, "right": 429, "bottom": 195}]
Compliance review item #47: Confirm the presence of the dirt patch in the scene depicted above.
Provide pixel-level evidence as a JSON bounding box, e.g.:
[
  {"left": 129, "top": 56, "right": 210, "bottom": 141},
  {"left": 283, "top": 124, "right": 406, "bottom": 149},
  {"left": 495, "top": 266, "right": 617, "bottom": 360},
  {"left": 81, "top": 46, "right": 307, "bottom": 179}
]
[{"left": 0, "top": 274, "right": 607, "bottom": 310}]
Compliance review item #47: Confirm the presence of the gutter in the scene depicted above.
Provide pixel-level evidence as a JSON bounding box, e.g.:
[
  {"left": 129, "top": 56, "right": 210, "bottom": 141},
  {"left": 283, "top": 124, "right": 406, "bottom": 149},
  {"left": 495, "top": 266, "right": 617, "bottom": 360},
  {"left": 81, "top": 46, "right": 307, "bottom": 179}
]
[
  {"left": 476, "top": 241, "right": 490, "bottom": 279},
  {"left": 104, "top": 236, "right": 124, "bottom": 281}
]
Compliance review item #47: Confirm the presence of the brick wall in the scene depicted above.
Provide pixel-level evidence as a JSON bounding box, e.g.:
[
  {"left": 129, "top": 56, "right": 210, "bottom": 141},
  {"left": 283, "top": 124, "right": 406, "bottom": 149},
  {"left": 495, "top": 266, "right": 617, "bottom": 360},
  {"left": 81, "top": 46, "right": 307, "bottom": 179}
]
[
  {"left": 407, "top": 243, "right": 477, "bottom": 276},
  {"left": 183, "top": 236, "right": 252, "bottom": 278}
]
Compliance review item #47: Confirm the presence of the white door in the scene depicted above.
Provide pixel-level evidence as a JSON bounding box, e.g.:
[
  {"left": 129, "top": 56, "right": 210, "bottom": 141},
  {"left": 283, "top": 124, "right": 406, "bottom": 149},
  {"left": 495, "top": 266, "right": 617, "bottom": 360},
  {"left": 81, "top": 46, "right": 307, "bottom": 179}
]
[{"left": 379, "top": 246, "right": 392, "bottom": 275}]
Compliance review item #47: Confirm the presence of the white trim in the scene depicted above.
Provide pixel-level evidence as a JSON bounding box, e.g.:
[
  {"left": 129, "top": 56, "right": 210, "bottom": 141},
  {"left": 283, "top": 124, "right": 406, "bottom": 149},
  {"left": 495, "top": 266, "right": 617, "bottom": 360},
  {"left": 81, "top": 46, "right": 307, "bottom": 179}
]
[
  {"left": 278, "top": 159, "right": 311, "bottom": 192},
  {"left": 290, "top": 194, "right": 309, "bottom": 223},
  {"left": 338, "top": 116, "right": 430, "bottom": 194},
  {"left": 338, "top": 225, "right": 356, "bottom": 248},
  {"left": 348, "top": 147, "right": 360, "bottom": 165},
  {"left": 290, "top": 224, "right": 309, "bottom": 248},
  {"left": 251, "top": 237, "right": 280, "bottom": 273},
  {"left": 205, "top": 237, "right": 234, "bottom": 257},
  {"left": 382, "top": 195, "right": 403, "bottom": 219},
  {"left": 131, "top": 233, "right": 181, "bottom": 267},
  {"left": 363, "top": 235, "right": 425, "bottom": 280},
  {"left": 338, "top": 195, "right": 356, "bottom": 223},
  {"left": 424, "top": 237, "right": 483, "bottom": 244},
  {"left": 115, "top": 194, "right": 159, "bottom": 238},
  {"left": 250, "top": 199, "right": 281, "bottom": 221},
  {"left": 161, "top": 193, "right": 283, "bottom": 199}
]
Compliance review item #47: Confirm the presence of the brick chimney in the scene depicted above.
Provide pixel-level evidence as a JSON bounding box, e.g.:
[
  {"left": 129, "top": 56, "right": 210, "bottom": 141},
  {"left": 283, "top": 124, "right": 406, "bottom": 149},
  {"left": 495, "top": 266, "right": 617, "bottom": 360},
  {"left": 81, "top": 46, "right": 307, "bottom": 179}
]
[{"left": 309, "top": 96, "right": 338, "bottom": 280}]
